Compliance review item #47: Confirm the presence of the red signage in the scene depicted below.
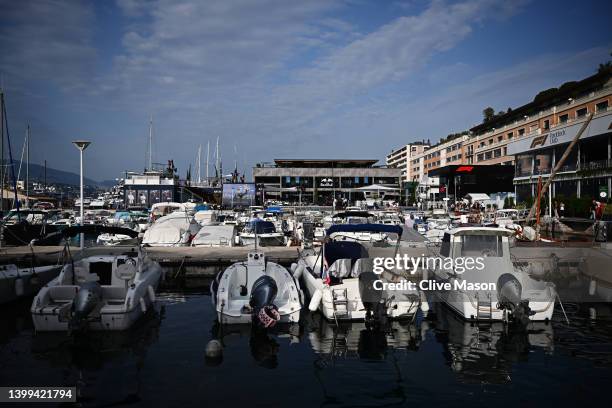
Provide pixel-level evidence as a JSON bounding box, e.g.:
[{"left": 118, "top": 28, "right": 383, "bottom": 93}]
[{"left": 456, "top": 166, "right": 474, "bottom": 172}]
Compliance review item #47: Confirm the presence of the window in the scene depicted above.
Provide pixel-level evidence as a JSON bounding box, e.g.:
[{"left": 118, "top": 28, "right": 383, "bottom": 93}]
[
  {"left": 479, "top": 142, "right": 485, "bottom": 148},
  {"left": 559, "top": 114, "right": 568, "bottom": 123},
  {"left": 498, "top": 136, "right": 503, "bottom": 142},
  {"left": 596, "top": 100, "right": 609, "bottom": 112},
  {"left": 494, "top": 149, "right": 501, "bottom": 158},
  {"left": 489, "top": 139, "right": 493, "bottom": 145},
  {"left": 543, "top": 119, "right": 550, "bottom": 130},
  {"left": 485, "top": 151, "right": 492, "bottom": 160},
  {"left": 507, "top": 132, "right": 513, "bottom": 139},
  {"left": 477, "top": 153, "right": 484, "bottom": 161},
  {"left": 576, "top": 107, "right": 588, "bottom": 117},
  {"left": 460, "top": 235, "right": 503, "bottom": 257},
  {"left": 457, "top": 154, "right": 462, "bottom": 159},
  {"left": 518, "top": 128, "right": 525, "bottom": 136}
]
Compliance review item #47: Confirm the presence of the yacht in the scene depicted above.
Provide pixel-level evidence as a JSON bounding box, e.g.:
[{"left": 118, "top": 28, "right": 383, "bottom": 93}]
[
  {"left": 296, "top": 224, "right": 426, "bottom": 324},
  {"left": 211, "top": 251, "right": 302, "bottom": 326},
  {"left": 238, "top": 219, "right": 286, "bottom": 247},
  {"left": 191, "top": 224, "right": 237, "bottom": 247},
  {"left": 427, "top": 226, "right": 556, "bottom": 323},
  {"left": 31, "top": 227, "right": 162, "bottom": 331},
  {"left": 142, "top": 211, "right": 201, "bottom": 246}
]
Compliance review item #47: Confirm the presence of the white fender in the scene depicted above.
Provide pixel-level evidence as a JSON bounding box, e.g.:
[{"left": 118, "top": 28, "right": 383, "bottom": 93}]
[
  {"left": 140, "top": 297, "right": 147, "bottom": 313},
  {"left": 148, "top": 285, "right": 156, "bottom": 302},
  {"left": 419, "top": 291, "right": 429, "bottom": 313},
  {"left": 14, "top": 277, "right": 24, "bottom": 297},
  {"left": 308, "top": 289, "right": 323, "bottom": 312},
  {"left": 293, "top": 264, "right": 304, "bottom": 280},
  {"left": 290, "top": 263, "right": 298, "bottom": 273}
]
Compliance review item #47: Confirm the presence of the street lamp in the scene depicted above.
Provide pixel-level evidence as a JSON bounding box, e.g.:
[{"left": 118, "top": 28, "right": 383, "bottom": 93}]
[{"left": 72, "top": 140, "right": 91, "bottom": 250}]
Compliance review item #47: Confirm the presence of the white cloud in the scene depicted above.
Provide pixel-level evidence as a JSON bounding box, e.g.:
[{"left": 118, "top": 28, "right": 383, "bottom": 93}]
[{"left": 0, "top": 0, "right": 96, "bottom": 93}]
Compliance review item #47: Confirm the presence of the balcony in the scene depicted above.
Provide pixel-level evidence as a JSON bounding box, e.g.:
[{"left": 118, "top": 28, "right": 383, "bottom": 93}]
[{"left": 579, "top": 159, "right": 612, "bottom": 172}]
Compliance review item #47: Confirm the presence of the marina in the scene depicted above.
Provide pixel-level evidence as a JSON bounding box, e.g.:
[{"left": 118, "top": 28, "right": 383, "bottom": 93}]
[{"left": 0, "top": 0, "right": 611, "bottom": 406}]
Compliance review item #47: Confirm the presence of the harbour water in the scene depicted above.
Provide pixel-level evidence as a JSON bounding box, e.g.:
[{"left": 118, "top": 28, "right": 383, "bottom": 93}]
[{"left": 1, "top": 279, "right": 612, "bottom": 407}]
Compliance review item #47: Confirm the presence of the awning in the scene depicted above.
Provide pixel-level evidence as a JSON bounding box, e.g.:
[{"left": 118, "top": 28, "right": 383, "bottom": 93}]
[{"left": 465, "top": 193, "right": 490, "bottom": 201}]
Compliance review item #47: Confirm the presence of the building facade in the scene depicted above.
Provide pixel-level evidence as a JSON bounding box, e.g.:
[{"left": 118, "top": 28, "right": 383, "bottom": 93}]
[
  {"left": 253, "top": 159, "right": 401, "bottom": 205},
  {"left": 409, "top": 135, "right": 470, "bottom": 182},
  {"left": 386, "top": 142, "right": 429, "bottom": 183},
  {"left": 467, "top": 71, "right": 611, "bottom": 169},
  {"left": 507, "top": 109, "right": 611, "bottom": 202}
]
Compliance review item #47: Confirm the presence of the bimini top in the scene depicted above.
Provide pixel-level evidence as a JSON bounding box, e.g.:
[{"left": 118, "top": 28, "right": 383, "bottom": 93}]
[
  {"left": 449, "top": 226, "right": 515, "bottom": 237},
  {"left": 266, "top": 206, "right": 283, "bottom": 214},
  {"left": 332, "top": 211, "right": 373, "bottom": 219},
  {"left": 249, "top": 219, "right": 277, "bottom": 234},
  {"left": 326, "top": 223, "right": 403, "bottom": 237},
  {"left": 61, "top": 225, "right": 140, "bottom": 238}
]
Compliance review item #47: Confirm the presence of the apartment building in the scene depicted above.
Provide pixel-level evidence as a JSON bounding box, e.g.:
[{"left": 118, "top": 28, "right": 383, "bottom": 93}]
[
  {"left": 409, "top": 135, "right": 469, "bottom": 182},
  {"left": 385, "top": 142, "right": 429, "bottom": 183},
  {"left": 466, "top": 71, "right": 611, "bottom": 168}
]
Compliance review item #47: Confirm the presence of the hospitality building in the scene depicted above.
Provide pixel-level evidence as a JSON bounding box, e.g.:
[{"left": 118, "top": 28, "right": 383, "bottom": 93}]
[{"left": 252, "top": 159, "right": 401, "bottom": 205}]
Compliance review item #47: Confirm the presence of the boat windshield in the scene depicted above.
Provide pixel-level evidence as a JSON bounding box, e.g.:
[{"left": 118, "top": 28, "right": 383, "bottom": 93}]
[{"left": 459, "top": 235, "right": 503, "bottom": 257}]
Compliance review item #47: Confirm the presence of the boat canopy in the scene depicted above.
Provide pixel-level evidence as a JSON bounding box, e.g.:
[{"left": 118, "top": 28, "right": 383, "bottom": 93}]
[
  {"left": 326, "top": 223, "right": 403, "bottom": 236},
  {"left": 250, "top": 219, "right": 277, "bottom": 234},
  {"left": 332, "top": 211, "right": 373, "bottom": 219},
  {"left": 61, "top": 225, "right": 140, "bottom": 238},
  {"left": 266, "top": 206, "right": 283, "bottom": 213}
]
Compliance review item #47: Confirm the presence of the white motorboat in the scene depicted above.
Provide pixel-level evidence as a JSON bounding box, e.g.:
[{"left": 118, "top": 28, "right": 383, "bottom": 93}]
[
  {"left": 211, "top": 251, "right": 302, "bottom": 326},
  {"left": 0, "top": 264, "right": 63, "bottom": 304},
  {"left": 31, "top": 228, "right": 162, "bottom": 331},
  {"left": 239, "top": 219, "right": 286, "bottom": 247},
  {"left": 142, "top": 211, "right": 201, "bottom": 246},
  {"left": 427, "top": 226, "right": 556, "bottom": 323},
  {"left": 329, "top": 212, "right": 389, "bottom": 243},
  {"left": 296, "top": 224, "right": 425, "bottom": 325},
  {"left": 191, "top": 225, "right": 237, "bottom": 247}
]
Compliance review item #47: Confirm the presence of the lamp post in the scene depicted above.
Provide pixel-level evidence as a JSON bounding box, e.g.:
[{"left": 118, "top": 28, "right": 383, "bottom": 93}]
[{"left": 72, "top": 140, "right": 91, "bottom": 250}]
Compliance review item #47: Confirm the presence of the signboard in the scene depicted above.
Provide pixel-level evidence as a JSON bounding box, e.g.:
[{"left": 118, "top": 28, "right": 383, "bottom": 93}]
[
  {"left": 222, "top": 183, "right": 256, "bottom": 208},
  {"left": 506, "top": 113, "right": 612, "bottom": 155},
  {"left": 600, "top": 186, "right": 609, "bottom": 199}
]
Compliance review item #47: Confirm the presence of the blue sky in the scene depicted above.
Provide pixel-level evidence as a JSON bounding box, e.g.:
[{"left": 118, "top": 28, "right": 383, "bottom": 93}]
[{"left": 0, "top": 0, "right": 610, "bottom": 181}]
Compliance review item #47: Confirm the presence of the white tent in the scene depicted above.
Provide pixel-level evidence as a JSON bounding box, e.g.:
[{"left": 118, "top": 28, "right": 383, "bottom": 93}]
[
  {"left": 354, "top": 184, "right": 399, "bottom": 191},
  {"left": 465, "top": 193, "right": 490, "bottom": 201}
]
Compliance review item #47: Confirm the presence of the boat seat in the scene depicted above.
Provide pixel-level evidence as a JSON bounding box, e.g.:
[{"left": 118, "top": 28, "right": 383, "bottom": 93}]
[
  {"left": 351, "top": 258, "right": 374, "bottom": 277},
  {"left": 328, "top": 259, "right": 352, "bottom": 278}
]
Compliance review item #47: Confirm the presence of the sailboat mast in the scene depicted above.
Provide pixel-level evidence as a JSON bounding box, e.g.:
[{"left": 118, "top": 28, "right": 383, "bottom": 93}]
[
  {"left": 148, "top": 115, "right": 153, "bottom": 171},
  {"left": 196, "top": 144, "right": 201, "bottom": 184},
  {"left": 206, "top": 140, "right": 210, "bottom": 183},
  {"left": 0, "top": 90, "right": 3, "bottom": 212},
  {"left": 215, "top": 136, "right": 221, "bottom": 179},
  {"left": 26, "top": 124, "right": 29, "bottom": 207}
]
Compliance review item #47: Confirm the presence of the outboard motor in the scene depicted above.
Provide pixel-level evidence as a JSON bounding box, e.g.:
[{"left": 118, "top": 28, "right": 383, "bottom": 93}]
[
  {"left": 70, "top": 281, "right": 103, "bottom": 331},
  {"left": 497, "top": 273, "right": 533, "bottom": 326},
  {"left": 358, "top": 272, "right": 388, "bottom": 329},
  {"left": 249, "top": 275, "right": 280, "bottom": 328}
]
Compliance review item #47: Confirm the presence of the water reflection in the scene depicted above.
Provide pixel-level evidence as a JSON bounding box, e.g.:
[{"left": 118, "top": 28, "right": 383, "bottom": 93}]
[
  {"left": 306, "top": 312, "right": 423, "bottom": 360},
  {"left": 431, "top": 302, "right": 554, "bottom": 384},
  {"left": 305, "top": 312, "right": 423, "bottom": 407},
  {"left": 206, "top": 321, "right": 301, "bottom": 368}
]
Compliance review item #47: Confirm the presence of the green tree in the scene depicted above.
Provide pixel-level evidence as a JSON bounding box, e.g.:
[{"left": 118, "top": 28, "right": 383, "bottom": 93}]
[{"left": 482, "top": 107, "right": 495, "bottom": 122}]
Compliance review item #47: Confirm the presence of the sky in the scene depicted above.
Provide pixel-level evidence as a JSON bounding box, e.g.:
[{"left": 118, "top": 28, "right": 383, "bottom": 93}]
[{"left": 0, "top": 0, "right": 611, "bottom": 182}]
